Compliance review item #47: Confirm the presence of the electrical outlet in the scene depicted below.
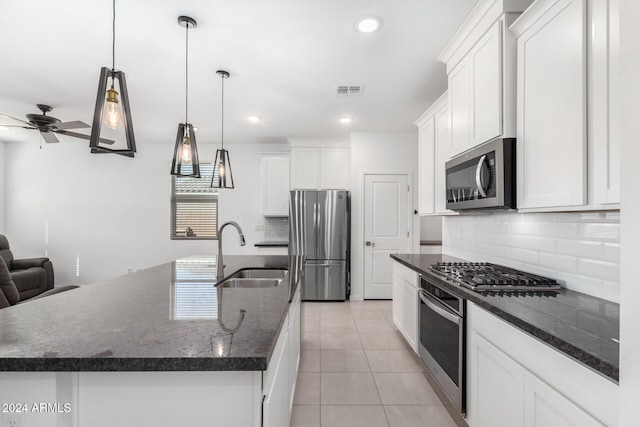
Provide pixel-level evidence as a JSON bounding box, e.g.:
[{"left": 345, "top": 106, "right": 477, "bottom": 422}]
[{"left": 1, "top": 412, "right": 26, "bottom": 427}]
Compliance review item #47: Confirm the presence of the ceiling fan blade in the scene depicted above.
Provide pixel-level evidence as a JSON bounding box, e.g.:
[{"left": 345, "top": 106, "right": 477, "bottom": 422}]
[
  {"left": 0, "top": 112, "right": 33, "bottom": 127},
  {"left": 54, "top": 121, "right": 90, "bottom": 130},
  {"left": 55, "top": 130, "right": 115, "bottom": 145},
  {"left": 0, "top": 125, "right": 36, "bottom": 129},
  {"left": 40, "top": 131, "right": 60, "bottom": 144}
]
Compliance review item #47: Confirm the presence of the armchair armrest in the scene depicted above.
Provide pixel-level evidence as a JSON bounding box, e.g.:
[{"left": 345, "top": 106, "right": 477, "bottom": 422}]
[{"left": 12, "top": 257, "right": 50, "bottom": 270}]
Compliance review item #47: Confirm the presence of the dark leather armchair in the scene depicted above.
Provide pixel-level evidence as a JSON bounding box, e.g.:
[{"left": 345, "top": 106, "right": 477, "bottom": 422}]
[{"left": 0, "top": 234, "right": 77, "bottom": 307}]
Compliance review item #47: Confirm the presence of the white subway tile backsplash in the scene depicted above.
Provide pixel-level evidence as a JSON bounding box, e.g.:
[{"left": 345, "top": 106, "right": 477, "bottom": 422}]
[
  {"left": 443, "top": 211, "right": 620, "bottom": 302},
  {"left": 578, "top": 223, "right": 620, "bottom": 242},
  {"left": 510, "top": 221, "right": 539, "bottom": 235},
  {"left": 538, "top": 222, "right": 578, "bottom": 239},
  {"left": 557, "top": 239, "right": 603, "bottom": 260},
  {"left": 539, "top": 253, "right": 578, "bottom": 274},
  {"left": 602, "top": 243, "right": 620, "bottom": 263},
  {"left": 578, "top": 259, "right": 620, "bottom": 283},
  {"left": 510, "top": 248, "right": 539, "bottom": 264},
  {"left": 522, "top": 236, "right": 556, "bottom": 252},
  {"left": 556, "top": 271, "right": 604, "bottom": 297}
]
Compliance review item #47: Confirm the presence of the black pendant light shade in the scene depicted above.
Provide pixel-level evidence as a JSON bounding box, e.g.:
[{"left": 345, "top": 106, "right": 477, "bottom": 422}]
[
  {"left": 90, "top": 0, "right": 136, "bottom": 157},
  {"left": 211, "top": 70, "right": 235, "bottom": 189},
  {"left": 171, "top": 123, "right": 200, "bottom": 177},
  {"left": 170, "top": 16, "right": 201, "bottom": 177},
  {"left": 212, "top": 148, "right": 234, "bottom": 188},
  {"left": 89, "top": 67, "right": 136, "bottom": 157}
]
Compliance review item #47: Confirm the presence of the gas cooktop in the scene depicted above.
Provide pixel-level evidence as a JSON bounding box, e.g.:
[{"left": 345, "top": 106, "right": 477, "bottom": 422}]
[{"left": 429, "top": 262, "right": 561, "bottom": 292}]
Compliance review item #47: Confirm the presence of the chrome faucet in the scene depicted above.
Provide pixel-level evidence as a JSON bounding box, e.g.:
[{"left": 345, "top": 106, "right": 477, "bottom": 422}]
[{"left": 217, "top": 221, "right": 246, "bottom": 280}]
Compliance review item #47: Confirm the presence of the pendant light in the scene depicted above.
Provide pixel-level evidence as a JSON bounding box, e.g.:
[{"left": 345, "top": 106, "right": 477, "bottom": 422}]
[
  {"left": 170, "top": 16, "right": 201, "bottom": 177},
  {"left": 89, "top": 0, "right": 137, "bottom": 157},
  {"left": 211, "top": 70, "right": 234, "bottom": 189}
]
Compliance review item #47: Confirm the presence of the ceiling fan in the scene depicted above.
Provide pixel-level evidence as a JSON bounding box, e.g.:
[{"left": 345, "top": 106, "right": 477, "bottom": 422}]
[{"left": 0, "top": 104, "right": 114, "bottom": 145}]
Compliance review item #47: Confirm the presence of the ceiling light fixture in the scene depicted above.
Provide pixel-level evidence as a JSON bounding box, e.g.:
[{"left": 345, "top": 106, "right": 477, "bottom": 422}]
[
  {"left": 246, "top": 115, "right": 261, "bottom": 123},
  {"left": 355, "top": 16, "right": 382, "bottom": 33},
  {"left": 211, "top": 70, "right": 234, "bottom": 189},
  {"left": 170, "top": 16, "right": 201, "bottom": 178},
  {"left": 340, "top": 117, "right": 353, "bottom": 124},
  {"left": 0, "top": 126, "right": 9, "bottom": 131},
  {"left": 89, "top": 0, "right": 136, "bottom": 157}
]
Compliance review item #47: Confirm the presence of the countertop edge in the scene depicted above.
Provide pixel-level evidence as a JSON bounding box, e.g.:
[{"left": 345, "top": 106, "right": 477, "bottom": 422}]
[{"left": 390, "top": 254, "right": 619, "bottom": 383}]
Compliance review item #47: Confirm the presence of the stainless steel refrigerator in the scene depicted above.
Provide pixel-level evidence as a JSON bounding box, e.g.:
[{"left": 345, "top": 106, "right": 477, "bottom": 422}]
[{"left": 289, "top": 190, "right": 350, "bottom": 301}]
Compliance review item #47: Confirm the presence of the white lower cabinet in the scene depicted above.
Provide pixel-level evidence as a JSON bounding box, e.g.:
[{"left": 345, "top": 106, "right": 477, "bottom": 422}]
[
  {"left": 391, "top": 261, "right": 419, "bottom": 353},
  {"left": 263, "top": 285, "right": 301, "bottom": 427},
  {"left": 467, "top": 302, "right": 617, "bottom": 427}
]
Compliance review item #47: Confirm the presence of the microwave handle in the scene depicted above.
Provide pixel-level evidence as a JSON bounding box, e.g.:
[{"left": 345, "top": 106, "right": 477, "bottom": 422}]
[{"left": 475, "top": 155, "right": 488, "bottom": 198}]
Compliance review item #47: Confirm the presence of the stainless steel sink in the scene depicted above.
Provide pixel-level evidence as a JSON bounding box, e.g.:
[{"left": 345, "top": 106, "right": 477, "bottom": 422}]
[
  {"left": 228, "top": 268, "right": 288, "bottom": 279},
  {"left": 218, "top": 278, "right": 282, "bottom": 288}
]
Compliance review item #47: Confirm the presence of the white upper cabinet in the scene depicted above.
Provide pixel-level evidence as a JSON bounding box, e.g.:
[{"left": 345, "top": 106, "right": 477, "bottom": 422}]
[
  {"left": 289, "top": 139, "right": 350, "bottom": 190},
  {"left": 437, "top": 0, "right": 528, "bottom": 157},
  {"left": 588, "top": 0, "right": 620, "bottom": 205},
  {"left": 511, "top": 0, "right": 587, "bottom": 210},
  {"left": 290, "top": 147, "right": 319, "bottom": 190},
  {"left": 511, "top": 0, "right": 619, "bottom": 211},
  {"left": 415, "top": 92, "right": 454, "bottom": 216},
  {"left": 417, "top": 110, "right": 436, "bottom": 215},
  {"left": 261, "top": 155, "right": 290, "bottom": 217}
]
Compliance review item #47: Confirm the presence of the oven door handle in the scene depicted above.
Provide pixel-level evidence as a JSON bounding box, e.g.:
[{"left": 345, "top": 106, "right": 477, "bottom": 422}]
[{"left": 420, "top": 290, "right": 461, "bottom": 325}]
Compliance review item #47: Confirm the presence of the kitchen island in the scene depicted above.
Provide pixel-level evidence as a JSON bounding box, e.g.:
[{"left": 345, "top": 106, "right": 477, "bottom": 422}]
[{"left": 0, "top": 255, "right": 304, "bottom": 427}]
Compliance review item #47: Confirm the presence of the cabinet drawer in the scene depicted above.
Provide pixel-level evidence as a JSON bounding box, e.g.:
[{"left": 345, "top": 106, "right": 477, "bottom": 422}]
[{"left": 392, "top": 261, "right": 418, "bottom": 287}]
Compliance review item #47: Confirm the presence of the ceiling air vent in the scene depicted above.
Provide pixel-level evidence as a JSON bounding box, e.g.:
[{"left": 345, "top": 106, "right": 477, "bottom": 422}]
[{"left": 336, "top": 85, "right": 363, "bottom": 97}]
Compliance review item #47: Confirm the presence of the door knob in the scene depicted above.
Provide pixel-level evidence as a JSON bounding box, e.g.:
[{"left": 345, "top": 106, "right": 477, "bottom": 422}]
[{"left": 365, "top": 241, "right": 376, "bottom": 248}]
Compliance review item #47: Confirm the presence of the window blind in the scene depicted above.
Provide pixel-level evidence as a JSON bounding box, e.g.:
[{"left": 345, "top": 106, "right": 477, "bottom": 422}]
[{"left": 171, "top": 164, "right": 218, "bottom": 239}]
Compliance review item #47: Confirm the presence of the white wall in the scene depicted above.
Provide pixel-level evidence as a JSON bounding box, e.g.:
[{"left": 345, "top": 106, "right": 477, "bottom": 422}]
[
  {"left": 619, "top": 0, "right": 640, "bottom": 423},
  {"left": 443, "top": 212, "right": 620, "bottom": 302},
  {"left": 0, "top": 141, "right": 5, "bottom": 232},
  {"left": 420, "top": 216, "right": 442, "bottom": 241},
  {"left": 3, "top": 139, "right": 288, "bottom": 285},
  {"left": 349, "top": 132, "right": 420, "bottom": 300}
]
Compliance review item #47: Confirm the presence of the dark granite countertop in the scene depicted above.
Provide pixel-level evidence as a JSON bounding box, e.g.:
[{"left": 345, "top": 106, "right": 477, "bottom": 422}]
[
  {"left": 391, "top": 253, "right": 619, "bottom": 383},
  {"left": 254, "top": 241, "right": 289, "bottom": 247},
  {"left": 0, "top": 255, "right": 304, "bottom": 372},
  {"left": 420, "top": 240, "right": 442, "bottom": 246}
]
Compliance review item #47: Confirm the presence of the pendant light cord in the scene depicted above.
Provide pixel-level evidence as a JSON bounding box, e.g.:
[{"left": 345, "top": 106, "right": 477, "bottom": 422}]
[
  {"left": 221, "top": 75, "right": 224, "bottom": 149},
  {"left": 185, "top": 23, "right": 189, "bottom": 124},
  {"left": 112, "top": 0, "right": 116, "bottom": 72}
]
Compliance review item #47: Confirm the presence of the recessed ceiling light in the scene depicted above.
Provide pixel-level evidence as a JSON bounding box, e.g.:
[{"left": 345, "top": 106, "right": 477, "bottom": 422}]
[
  {"left": 340, "top": 117, "right": 353, "bottom": 124},
  {"left": 246, "top": 115, "right": 261, "bottom": 123},
  {"left": 355, "top": 16, "right": 382, "bottom": 33},
  {"left": 0, "top": 126, "right": 9, "bottom": 131}
]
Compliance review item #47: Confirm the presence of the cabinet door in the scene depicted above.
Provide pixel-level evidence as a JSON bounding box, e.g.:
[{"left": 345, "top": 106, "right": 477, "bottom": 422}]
[
  {"left": 469, "top": 332, "right": 525, "bottom": 427},
  {"left": 392, "top": 273, "right": 404, "bottom": 332},
  {"left": 524, "top": 372, "right": 605, "bottom": 427},
  {"left": 449, "top": 58, "right": 472, "bottom": 156},
  {"left": 262, "top": 156, "right": 290, "bottom": 216},
  {"left": 401, "top": 280, "right": 418, "bottom": 353},
  {"left": 516, "top": 0, "right": 587, "bottom": 209},
  {"left": 290, "top": 148, "right": 319, "bottom": 189},
  {"left": 434, "top": 104, "right": 453, "bottom": 214},
  {"left": 320, "top": 147, "right": 349, "bottom": 190},
  {"left": 418, "top": 118, "right": 436, "bottom": 215},
  {"left": 287, "top": 288, "right": 301, "bottom": 413},
  {"left": 471, "top": 20, "right": 502, "bottom": 146},
  {"left": 589, "top": 0, "right": 620, "bottom": 204},
  {"left": 263, "top": 328, "right": 290, "bottom": 427}
]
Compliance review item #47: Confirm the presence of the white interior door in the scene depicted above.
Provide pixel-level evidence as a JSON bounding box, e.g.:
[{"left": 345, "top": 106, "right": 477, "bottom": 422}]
[{"left": 364, "top": 174, "right": 410, "bottom": 299}]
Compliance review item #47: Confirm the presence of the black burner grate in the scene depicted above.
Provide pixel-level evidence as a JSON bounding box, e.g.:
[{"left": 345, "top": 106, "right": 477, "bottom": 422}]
[{"left": 430, "top": 262, "right": 561, "bottom": 292}]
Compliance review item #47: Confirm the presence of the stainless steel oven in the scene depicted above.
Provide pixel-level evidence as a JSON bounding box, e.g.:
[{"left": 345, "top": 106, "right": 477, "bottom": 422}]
[
  {"left": 445, "top": 137, "right": 516, "bottom": 211},
  {"left": 418, "top": 275, "right": 465, "bottom": 413}
]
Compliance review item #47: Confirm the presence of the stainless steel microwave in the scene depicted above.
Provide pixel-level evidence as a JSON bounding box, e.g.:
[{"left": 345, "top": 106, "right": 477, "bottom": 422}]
[{"left": 445, "top": 138, "right": 516, "bottom": 211}]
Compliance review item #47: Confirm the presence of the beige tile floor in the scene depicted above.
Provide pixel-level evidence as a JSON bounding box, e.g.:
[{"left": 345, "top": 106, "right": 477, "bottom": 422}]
[{"left": 291, "top": 300, "right": 459, "bottom": 427}]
